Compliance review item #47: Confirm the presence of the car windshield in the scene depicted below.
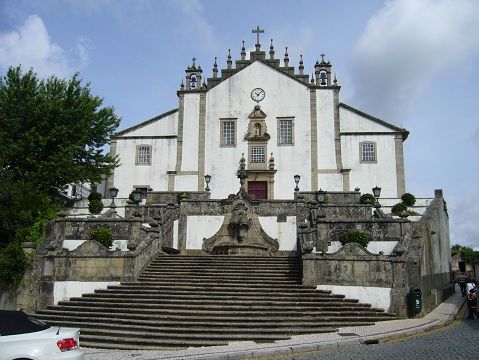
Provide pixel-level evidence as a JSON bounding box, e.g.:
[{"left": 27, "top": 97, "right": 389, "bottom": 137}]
[{"left": 0, "top": 310, "right": 50, "bottom": 336}]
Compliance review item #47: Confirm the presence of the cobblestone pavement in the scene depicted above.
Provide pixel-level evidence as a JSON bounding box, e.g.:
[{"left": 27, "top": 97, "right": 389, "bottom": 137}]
[{"left": 274, "top": 313, "right": 479, "bottom": 360}]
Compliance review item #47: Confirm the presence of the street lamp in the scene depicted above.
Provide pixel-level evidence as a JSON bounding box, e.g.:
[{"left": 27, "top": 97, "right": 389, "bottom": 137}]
[
  {"left": 108, "top": 187, "right": 119, "bottom": 209},
  {"left": 204, "top": 174, "right": 211, "bottom": 192},
  {"left": 131, "top": 189, "right": 144, "bottom": 217},
  {"left": 372, "top": 186, "right": 381, "bottom": 209},
  {"left": 294, "top": 175, "right": 301, "bottom": 192},
  {"left": 316, "top": 188, "right": 326, "bottom": 218}
]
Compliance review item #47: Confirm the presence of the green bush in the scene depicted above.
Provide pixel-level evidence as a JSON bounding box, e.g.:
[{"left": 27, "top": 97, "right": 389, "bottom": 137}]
[
  {"left": 401, "top": 193, "right": 416, "bottom": 207},
  {"left": 359, "top": 193, "right": 376, "bottom": 204},
  {"left": 176, "top": 192, "right": 190, "bottom": 202},
  {"left": 88, "top": 227, "right": 113, "bottom": 248},
  {"left": 339, "top": 230, "right": 370, "bottom": 248},
  {"left": 88, "top": 200, "right": 103, "bottom": 214},
  {"left": 0, "top": 242, "right": 29, "bottom": 286},
  {"left": 88, "top": 192, "right": 102, "bottom": 201},
  {"left": 391, "top": 202, "right": 408, "bottom": 214}
]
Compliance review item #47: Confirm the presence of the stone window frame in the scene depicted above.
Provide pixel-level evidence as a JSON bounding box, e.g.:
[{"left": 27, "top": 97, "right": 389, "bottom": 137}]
[
  {"left": 249, "top": 145, "right": 266, "bottom": 163},
  {"left": 277, "top": 117, "right": 294, "bottom": 146},
  {"left": 360, "top": 141, "right": 377, "bottom": 163},
  {"left": 136, "top": 144, "right": 152, "bottom": 165},
  {"left": 219, "top": 118, "right": 237, "bottom": 147}
]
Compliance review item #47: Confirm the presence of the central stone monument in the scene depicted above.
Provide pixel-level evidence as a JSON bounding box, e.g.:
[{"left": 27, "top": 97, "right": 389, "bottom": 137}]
[{"left": 202, "top": 190, "right": 279, "bottom": 255}]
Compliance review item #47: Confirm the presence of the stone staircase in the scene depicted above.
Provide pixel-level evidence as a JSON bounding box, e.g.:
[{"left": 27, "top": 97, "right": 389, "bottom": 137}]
[{"left": 35, "top": 255, "right": 397, "bottom": 349}]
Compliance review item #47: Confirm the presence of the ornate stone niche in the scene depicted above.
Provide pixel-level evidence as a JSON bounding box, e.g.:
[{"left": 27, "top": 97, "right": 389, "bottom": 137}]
[{"left": 202, "top": 191, "right": 279, "bottom": 256}]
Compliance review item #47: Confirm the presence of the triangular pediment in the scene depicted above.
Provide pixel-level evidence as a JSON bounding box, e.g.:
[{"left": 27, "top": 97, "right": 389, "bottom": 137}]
[{"left": 205, "top": 59, "right": 312, "bottom": 91}]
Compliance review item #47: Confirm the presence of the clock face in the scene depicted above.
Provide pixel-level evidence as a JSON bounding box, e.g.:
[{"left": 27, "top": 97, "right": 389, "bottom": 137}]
[{"left": 251, "top": 88, "right": 265, "bottom": 102}]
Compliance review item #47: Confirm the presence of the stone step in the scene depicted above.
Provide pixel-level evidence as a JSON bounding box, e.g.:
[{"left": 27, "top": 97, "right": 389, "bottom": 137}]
[
  {"left": 37, "top": 309, "right": 395, "bottom": 322},
  {"left": 36, "top": 254, "right": 398, "bottom": 349},
  {"left": 56, "top": 300, "right": 376, "bottom": 311},
  {"left": 140, "top": 269, "right": 301, "bottom": 277},
  {"left": 110, "top": 283, "right": 321, "bottom": 293},
  {"left": 41, "top": 306, "right": 391, "bottom": 320},
  {"left": 138, "top": 274, "right": 300, "bottom": 285},
  {"left": 37, "top": 315, "right": 375, "bottom": 330},
  {"left": 150, "top": 255, "right": 298, "bottom": 262},
  {"left": 67, "top": 296, "right": 368, "bottom": 306}
]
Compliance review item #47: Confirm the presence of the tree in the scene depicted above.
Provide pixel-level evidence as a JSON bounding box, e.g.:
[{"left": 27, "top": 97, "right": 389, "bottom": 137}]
[
  {"left": 0, "top": 67, "right": 120, "bottom": 248},
  {"left": 0, "top": 66, "right": 120, "bottom": 192}
]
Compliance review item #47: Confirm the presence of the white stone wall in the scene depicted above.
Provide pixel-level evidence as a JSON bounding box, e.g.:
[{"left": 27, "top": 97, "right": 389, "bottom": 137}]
[
  {"left": 203, "top": 62, "right": 312, "bottom": 199},
  {"left": 341, "top": 134, "right": 398, "bottom": 198},
  {"left": 316, "top": 90, "right": 337, "bottom": 170},
  {"left": 53, "top": 281, "right": 120, "bottom": 304},
  {"left": 326, "top": 241, "right": 398, "bottom": 255},
  {"left": 181, "top": 94, "right": 201, "bottom": 172},
  {"left": 113, "top": 137, "right": 177, "bottom": 195},
  {"left": 316, "top": 285, "right": 392, "bottom": 311},
  {"left": 340, "top": 106, "right": 400, "bottom": 197},
  {"left": 186, "top": 216, "right": 224, "bottom": 250},
  {"left": 258, "top": 216, "right": 297, "bottom": 251},
  {"left": 112, "top": 61, "right": 405, "bottom": 200},
  {"left": 123, "top": 111, "right": 178, "bottom": 137}
]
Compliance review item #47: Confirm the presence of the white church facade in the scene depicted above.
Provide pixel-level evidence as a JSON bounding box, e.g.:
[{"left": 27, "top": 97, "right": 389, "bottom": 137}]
[{"left": 107, "top": 28, "right": 408, "bottom": 200}]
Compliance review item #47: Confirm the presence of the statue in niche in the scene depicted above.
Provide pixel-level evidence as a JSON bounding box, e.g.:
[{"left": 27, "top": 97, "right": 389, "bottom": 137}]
[{"left": 254, "top": 123, "right": 261, "bottom": 137}]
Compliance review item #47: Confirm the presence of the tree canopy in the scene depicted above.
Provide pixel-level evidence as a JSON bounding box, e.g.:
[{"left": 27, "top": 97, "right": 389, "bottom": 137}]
[{"left": 0, "top": 66, "right": 120, "bottom": 192}]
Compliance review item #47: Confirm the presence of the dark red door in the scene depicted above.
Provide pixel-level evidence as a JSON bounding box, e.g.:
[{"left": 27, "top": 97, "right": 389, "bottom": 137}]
[{"left": 248, "top": 181, "right": 267, "bottom": 200}]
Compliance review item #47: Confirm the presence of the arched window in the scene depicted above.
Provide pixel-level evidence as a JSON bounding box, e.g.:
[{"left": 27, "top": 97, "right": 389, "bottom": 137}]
[
  {"left": 190, "top": 74, "right": 198, "bottom": 89},
  {"left": 319, "top": 70, "right": 327, "bottom": 86}
]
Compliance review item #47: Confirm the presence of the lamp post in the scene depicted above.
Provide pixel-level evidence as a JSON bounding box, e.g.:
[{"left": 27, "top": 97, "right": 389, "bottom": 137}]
[
  {"left": 108, "top": 187, "right": 119, "bottom": 209},
  {"left": 372, "top": 186, "right": 381, "bottom": 209},
  {"left": 316, "top": 188, "right": 326, "bottom": 218},
  {"left": 204, "top": 174, "right": 211, "bottom": 192},
  {"left": 131, "top": 189, "right": 144, "bottom": 217},
  {"left": 294, "top": 174, "right": 301, "bottom": 192}
]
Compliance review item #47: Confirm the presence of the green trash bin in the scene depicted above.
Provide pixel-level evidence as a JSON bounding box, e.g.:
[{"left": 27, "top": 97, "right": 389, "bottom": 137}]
[{"left": 409, "top": 288, "right": 422, "bottom": 315}]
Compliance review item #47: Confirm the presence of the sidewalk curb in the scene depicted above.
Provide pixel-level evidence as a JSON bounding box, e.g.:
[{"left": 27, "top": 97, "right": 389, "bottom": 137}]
[{"left": 178, "top": 298, "right": 466, "bottom": 360}]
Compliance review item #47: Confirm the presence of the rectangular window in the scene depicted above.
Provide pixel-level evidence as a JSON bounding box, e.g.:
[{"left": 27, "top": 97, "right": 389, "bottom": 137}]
[
  {"left": 136, "top": 145, "right": 152, "bottom": 165},
  {"left": 220, "top": 119, "right": 236, "bottom": 147},
  {"left": 250, "top": 146, "right": 265, "bottom": 163},
  {"left": 278, "top": 119, "right": 294, "bottom": 145},
  {"left": 360, "top": 142, "right": 376, "bottom": 162}
]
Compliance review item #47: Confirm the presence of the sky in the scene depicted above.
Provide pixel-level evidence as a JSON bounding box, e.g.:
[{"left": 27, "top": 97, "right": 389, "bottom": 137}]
[{"left": 1, "top": 0, "right": 478, "bottom": 248}]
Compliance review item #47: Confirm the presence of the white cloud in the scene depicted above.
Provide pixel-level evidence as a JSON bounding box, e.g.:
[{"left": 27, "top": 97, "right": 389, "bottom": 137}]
[
  {"left": 168, "top": 0, "right": 221, "bottom": 54},
  {"left": 449, "top": 193, "right": 479, "bottom": 249},
  {"left": 350, "top": 0, "right": 479, "bottom": 121},
  {"left": 0, "top": 15, "right": 89, "bottom": 78}
]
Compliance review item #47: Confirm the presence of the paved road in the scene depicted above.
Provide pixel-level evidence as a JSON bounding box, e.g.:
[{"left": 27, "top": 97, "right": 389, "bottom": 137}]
[{"left": 273, "top": 313, "right": 479, "bottom": 360}]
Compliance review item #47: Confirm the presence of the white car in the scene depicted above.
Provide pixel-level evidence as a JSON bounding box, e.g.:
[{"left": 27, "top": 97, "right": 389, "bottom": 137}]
[{"left": 0, "top": 310, "right": 84, "bottom": 360}]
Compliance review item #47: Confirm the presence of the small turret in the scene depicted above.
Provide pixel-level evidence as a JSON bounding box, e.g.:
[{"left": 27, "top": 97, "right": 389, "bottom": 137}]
[
  {"left": 269, "top": 39, "right": 275, "bottom": 60},
  {"left": 184, "top": 57, "right": 203, "bottom": 90},
  {"left": 314, "top": 53, "right": 332, "bottom": 86}
]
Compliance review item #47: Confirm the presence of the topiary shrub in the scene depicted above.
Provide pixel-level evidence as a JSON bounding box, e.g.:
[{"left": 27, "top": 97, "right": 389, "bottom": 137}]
[
  {"left": 88, "top": 200, "right": 103, "bottom": 214},
  {"left": 339, "top": 230, "right": 370, "bottom": 248},
  {"left": 88, "top": 227, "right": 114, "bottom": 248},
  {"left": 88, "top": 192, "right": 103, "bottom": 214},
  {"left": 401, "top": 193, "right": 416, "bottom": 207},
  {"left": 176, "top": 192, "right": 190, "bottom": 202},
  {"left": 88, "top": 192, "right": 102, "bottom": 201},
  {"left": 359, "top": 193, "right": 376, "bottom": 204},
  {"left": 391, "top": 202, "right": 408, "bottom": 215}
]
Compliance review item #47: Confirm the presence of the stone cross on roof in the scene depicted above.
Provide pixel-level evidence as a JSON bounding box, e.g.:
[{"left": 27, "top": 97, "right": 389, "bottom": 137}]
[{"left": 252, "top": 26, "right": 264, "bottom": 46}]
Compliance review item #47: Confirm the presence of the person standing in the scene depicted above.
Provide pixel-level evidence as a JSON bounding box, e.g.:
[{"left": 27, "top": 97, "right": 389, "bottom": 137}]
[
  {"left": 458, "top": 273, "right": 467, "bottom": 297},
  {"left": 467, "top": 289, "right": 479, "bottom": 320},
  {"left": 466, "top": 278, "right": 476, "bottom": 294}
]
